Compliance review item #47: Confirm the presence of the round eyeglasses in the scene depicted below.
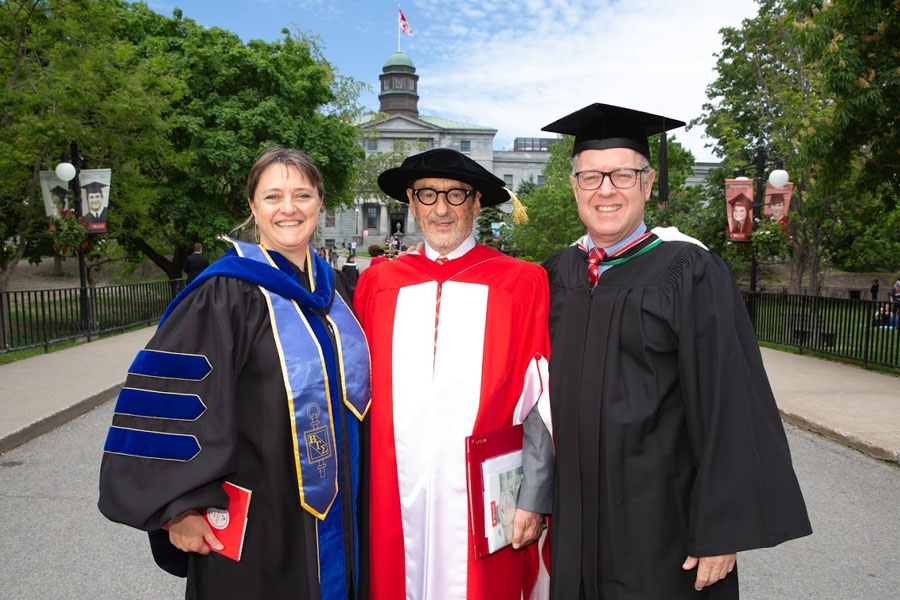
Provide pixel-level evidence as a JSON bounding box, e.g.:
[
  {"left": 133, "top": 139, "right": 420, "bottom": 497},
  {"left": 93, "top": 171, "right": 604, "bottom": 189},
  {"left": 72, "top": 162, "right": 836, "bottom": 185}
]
[
  {"left": 412, "top": 187, "right": 473, "bottom": 206},
  {"left": 573, "top": 167, "right": 649, "bottom": 190}
]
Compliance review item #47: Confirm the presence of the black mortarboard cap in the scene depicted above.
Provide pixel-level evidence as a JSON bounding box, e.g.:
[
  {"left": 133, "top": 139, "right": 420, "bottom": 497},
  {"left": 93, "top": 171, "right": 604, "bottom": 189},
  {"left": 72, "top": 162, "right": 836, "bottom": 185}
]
[
  {"left": 82, "top": 181, "right": 108, "bottom": 194},
  {"left": 51, "top": 186, "right": 68, "bottom": 196},
  {"left": 378, "top": 148, "right": 510, "bottom": 207},
  {"left": 543, "top": 103, "right": 686, "bottom": 204},
  {"left": 541, "top": 103, "right": 685, "bottom": 159}
]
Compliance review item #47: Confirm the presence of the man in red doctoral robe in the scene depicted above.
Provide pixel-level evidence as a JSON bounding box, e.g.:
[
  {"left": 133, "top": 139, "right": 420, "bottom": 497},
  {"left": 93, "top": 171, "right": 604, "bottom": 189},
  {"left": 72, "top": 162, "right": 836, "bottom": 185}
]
[{"left": 355, "top": 148, "right": 552, "bottom": 600}]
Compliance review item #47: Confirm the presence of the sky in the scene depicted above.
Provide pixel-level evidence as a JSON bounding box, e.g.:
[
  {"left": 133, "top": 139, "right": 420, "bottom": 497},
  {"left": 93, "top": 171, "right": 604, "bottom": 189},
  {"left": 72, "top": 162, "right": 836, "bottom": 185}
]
[{"left": 145, "top": 0, "right": 760, "bottom": 162}]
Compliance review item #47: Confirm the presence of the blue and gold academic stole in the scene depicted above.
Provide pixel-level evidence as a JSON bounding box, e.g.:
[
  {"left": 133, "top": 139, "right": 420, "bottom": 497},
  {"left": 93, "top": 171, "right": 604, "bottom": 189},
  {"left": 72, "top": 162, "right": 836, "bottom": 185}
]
[{"left": 230, "top": 239, "right": 370, "bottom": 520}]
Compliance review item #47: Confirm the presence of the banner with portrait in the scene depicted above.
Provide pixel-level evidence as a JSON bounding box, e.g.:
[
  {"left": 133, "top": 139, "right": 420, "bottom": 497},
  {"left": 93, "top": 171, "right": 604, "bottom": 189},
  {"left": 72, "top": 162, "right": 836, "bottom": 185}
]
[
  {"left": 39, "top": 171, "right": 71, "bottom": 219},
  {"left": 762, "top": 181, "right": 793, "bottom": 224},
  {"left": 79, "top": 169, "right": 112, "bottom": 233},
  {"left": 725, "top": 178, "right": 754, "bottom": 242}
]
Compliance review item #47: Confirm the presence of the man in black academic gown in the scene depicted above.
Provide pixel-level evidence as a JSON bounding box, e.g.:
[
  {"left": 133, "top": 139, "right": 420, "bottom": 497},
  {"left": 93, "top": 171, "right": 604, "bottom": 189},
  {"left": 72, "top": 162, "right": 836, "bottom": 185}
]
[
  {"left": 183, "top": 242, "right": 210, "bottom": 284},
  {"left": 540, "top": 103, "right": 812, "bottom": 599}
]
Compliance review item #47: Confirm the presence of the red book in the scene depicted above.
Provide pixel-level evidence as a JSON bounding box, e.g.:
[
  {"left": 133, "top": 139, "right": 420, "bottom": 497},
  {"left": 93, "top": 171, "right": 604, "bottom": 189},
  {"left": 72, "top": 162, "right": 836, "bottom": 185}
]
[
  {"left": 163, "top": 481, "right": 252, "bottom": 562},
  {"left": 465, "top": 424, "right": 524, "bottom": 559}
]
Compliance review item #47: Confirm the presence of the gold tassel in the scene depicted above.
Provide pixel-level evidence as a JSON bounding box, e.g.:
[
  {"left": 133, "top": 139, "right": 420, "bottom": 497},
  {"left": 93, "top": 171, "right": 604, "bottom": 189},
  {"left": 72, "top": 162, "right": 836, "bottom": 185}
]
[{"left": 507, "top": 188, "right": 528, "bottom": 224}]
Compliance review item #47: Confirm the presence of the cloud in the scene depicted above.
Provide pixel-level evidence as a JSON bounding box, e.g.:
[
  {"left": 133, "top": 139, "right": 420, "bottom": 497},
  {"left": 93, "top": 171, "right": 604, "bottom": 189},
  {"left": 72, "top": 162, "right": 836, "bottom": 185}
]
[{"left": 403, "top": 0, "right": 756, "bottom": 160}]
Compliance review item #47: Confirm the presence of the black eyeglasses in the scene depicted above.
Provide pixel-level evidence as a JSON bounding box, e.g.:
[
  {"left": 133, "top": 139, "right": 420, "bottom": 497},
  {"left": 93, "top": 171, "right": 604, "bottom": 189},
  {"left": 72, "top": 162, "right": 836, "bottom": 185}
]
[
  {"left": 573, "top": 167, "right": 649, "bottom": 190},
  {"left": 412, "top": 187, "right": 473, "bottom": 206}
]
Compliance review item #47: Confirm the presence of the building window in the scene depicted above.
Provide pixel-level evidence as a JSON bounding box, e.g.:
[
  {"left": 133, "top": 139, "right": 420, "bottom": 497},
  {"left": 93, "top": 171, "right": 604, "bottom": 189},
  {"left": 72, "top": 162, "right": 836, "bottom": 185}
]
[
  {"left": 366, "top": 139, "right": 378, "bottom": 152},
  {"left": 382, "top": 78, "right": 391, "bottom": 91},
  {"left": 365, "top": 205, "right": 379, "bottom": 230},
  {"left": 503, "top": 174, "right": 514, "bottom": 187},
  {"left": 410, "top": 80, "right": 416, "bottom": 91},
  {"left": 513, "top": 138, "right": 556, "bottom": 152},
  {"left": 537, "top": 175, "right": 545, "bottom": 185},
  {"left": 325, "top": 207, "right": 335, "bottom": 227},
  {"left": 460, "top": 140, "right": 471, "bottom": 153},
  {"left": 395, "top": 76, "right": 404, "bottom": 89}
]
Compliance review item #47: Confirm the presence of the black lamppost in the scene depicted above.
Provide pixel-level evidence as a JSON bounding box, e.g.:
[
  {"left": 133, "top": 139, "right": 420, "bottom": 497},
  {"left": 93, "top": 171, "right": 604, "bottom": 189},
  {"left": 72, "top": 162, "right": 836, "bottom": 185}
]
[
  {"left": 54, "top": 141, "right": 91, "bottom": 338},
  {"left": 743, "top": 148, "right": 789, "bottom": 324}
]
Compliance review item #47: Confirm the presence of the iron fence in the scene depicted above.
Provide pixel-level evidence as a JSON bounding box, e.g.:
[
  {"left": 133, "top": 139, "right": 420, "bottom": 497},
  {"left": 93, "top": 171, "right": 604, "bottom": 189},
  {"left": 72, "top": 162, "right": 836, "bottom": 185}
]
[
  {"left": 0, "top": 279, "right": 185, "bottom": 354},
  {"left": 2, "top": 281, "right": 898, "bottom": 371},
  {"left": 745, "top": 291, "right": 900, "bottom": 370}
]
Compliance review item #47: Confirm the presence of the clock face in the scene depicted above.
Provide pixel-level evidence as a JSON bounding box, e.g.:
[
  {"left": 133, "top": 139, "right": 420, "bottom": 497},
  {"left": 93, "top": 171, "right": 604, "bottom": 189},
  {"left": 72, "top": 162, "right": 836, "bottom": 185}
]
[{"left": 498, "top": 491, "right": 516, "bottom": 525}]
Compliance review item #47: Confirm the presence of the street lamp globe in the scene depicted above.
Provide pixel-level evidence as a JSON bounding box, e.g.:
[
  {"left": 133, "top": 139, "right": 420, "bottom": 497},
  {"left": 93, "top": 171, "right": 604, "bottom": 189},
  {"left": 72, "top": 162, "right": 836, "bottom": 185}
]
[
  {"left": 55, "top": 161, "right": 77, "bottom": 182},
  {"left": 768, "top": 168, "right": 789, "bottom": 189}
]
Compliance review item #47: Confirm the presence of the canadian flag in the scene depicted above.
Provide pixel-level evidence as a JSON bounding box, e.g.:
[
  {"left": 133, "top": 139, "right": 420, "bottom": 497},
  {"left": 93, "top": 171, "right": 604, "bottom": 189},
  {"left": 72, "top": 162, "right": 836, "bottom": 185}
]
[{"left": 399, "top": 8, "right": 413, "bottom": 36}]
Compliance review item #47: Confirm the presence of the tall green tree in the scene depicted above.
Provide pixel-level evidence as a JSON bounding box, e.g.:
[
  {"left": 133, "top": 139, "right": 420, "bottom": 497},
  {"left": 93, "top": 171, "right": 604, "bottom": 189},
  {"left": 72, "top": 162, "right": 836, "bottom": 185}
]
[
  {"left": 0, "top": 0, "right": 176, "bottom": 290},
  {"left": 699, "top": 0, "right": 837, "bottom": 292},
  {"left": 509, "top": 137, "right": 581, "bottom": 262},
  {"left": 1, "top": 1, "right": 366, "bottom": 288},
  {"left": 797, "top": 0, "right": 900, "bottom": 272},
  {"left": 116, "top": 10, "right": 364, "bottom": 278},
  {"left": 700, "top": 0, "right": 900, "bottom": 289},
  {"left": 799, "top": 0, "right": 900, "bottom": 197}
]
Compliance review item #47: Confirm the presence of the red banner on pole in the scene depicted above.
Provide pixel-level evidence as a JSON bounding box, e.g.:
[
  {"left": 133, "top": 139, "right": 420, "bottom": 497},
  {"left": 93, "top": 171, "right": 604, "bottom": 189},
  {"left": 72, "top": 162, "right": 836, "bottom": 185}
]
[
  {"left": 725, "top": 179, "right": 754, "bottom": 241},
  {"left": 762, "top": 181, "right": 793, "bottom": 224}
]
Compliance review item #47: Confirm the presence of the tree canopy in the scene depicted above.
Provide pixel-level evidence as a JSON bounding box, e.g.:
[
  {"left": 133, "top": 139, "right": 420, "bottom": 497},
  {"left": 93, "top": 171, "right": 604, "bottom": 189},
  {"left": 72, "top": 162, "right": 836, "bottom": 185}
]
[
  {"left": 0, "top": 0, "right": 364, "bottom": 287},
  {"left": 698, "top": 0, "right": 900, "bottom": 289}
]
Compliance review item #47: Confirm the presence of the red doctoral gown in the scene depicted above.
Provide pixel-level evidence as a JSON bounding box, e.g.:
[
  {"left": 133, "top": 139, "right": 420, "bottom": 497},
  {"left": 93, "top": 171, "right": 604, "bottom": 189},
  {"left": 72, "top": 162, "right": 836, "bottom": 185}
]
[{"left": 354, "top": 245, "right": 550, "bottom": 600}]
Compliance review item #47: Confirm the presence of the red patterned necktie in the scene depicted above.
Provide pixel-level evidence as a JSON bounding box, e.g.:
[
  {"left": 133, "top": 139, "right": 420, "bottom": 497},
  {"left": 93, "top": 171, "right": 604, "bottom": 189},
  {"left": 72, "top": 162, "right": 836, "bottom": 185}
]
[{"left": 587, "top": 247, "right": 606, "bottom": 286}]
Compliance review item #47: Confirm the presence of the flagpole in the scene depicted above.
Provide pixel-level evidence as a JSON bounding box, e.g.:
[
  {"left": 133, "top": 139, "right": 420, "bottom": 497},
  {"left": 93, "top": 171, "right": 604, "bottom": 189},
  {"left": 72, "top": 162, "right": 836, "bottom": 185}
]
[{"left": 397, "top": 6, "right": 401, "bottom": 52}]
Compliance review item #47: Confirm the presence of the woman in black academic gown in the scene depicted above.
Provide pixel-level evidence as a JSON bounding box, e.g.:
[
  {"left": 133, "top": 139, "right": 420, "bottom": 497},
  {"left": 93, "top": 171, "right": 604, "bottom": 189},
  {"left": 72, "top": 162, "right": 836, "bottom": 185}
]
[{"left": 99, "top": 148, "right": 370, "bottom": 600}]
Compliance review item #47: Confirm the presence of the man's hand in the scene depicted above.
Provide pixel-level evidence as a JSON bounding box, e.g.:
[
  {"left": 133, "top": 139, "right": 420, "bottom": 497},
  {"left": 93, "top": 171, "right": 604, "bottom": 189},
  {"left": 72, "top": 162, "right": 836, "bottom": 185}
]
[
  {"left": 511, "top": 508, "right": 544, "bottom": 549},
  {"left": 682, "top": 553, "right": 736, "bottom": 591},
  {"left": 167, "top": 509, "right": 223, "bottom": 555}
]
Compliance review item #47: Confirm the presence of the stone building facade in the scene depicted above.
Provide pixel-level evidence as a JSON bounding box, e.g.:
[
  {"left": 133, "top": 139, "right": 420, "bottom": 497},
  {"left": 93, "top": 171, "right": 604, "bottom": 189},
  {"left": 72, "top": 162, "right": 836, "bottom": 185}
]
[
  {"left": 316, "top": 51, "right": 554, "bottom": 252},
  {"left": 315, "top": 51, "right": 718, "bottom": 253}
]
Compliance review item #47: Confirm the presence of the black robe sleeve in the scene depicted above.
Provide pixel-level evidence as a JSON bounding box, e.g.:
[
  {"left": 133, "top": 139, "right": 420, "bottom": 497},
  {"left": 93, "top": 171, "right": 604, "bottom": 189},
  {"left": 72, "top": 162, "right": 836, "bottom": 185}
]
[
  {"left": 98, "top": 276, "right": 266, "bottom": 530},
  {"left": 663, "top": 245, "right": 812, "bottom": 556}
]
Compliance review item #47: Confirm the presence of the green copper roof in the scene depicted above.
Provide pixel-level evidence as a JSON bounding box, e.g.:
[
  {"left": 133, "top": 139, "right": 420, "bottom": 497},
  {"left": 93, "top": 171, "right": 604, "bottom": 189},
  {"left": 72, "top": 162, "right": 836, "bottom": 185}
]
[
  {"left": 420, "top": 116, "right": 495, "bottom": 131},
  {"left": 384, "top": 52, "right": 414, "bottom": 68}
]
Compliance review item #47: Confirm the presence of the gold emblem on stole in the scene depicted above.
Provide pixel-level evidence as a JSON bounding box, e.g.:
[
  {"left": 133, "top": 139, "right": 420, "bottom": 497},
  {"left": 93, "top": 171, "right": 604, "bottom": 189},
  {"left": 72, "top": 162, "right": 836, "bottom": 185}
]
[{"left": 304, "top": 403, "right": 332, "bottom": 477}]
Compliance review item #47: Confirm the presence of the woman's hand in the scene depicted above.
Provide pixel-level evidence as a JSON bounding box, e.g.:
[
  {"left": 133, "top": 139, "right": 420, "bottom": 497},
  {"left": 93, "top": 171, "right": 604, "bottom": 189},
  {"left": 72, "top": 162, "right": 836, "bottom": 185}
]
[{"left": 167, "top": 509, "right": 223, "bottom": 555}]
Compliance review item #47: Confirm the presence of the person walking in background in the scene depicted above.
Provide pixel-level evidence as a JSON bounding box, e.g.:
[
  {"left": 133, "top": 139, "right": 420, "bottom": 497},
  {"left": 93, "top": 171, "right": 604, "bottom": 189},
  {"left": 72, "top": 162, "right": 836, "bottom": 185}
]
[
  {"left": 182, "top": 242, "right": 210, "bottom": 284},
  {"left": 99, "top": 147, "right": 370, "bottom": 600},
  {"left": 540, "top": 103, "right": 811, "bottom": 599},
  {"left": 892, "top": 281, "right": 900, "bottom": 315},
  {"left": 354, "top": 148, "right": 552, "bottom": 600},
  {"left": 871, "top": 278, "right": 880, "bottom": 302},
  {"left": 341, "top": 254, "right": 359, "bottom": 289}
]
